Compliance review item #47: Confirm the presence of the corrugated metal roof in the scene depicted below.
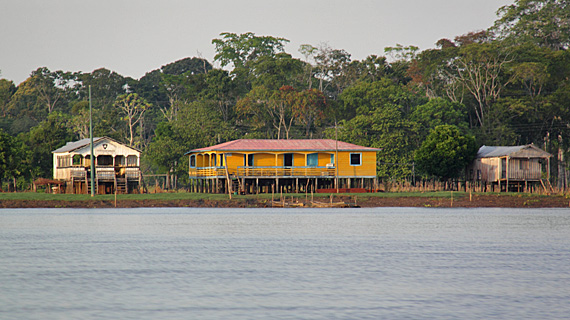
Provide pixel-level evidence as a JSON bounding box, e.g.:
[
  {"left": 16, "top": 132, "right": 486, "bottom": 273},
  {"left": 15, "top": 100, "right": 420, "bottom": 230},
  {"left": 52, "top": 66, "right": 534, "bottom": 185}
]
[
  {"left": 187, "top": 139, "right": 380, "bottom": 153},
  {"left": 52, "top": 137, "right": 141, "bottom": 153},
  {"left": 52, "top": 137, "right": 103, "bottom": 153},
  {"left": 477, "top": 145, "right": 551, "bottom": 158}
]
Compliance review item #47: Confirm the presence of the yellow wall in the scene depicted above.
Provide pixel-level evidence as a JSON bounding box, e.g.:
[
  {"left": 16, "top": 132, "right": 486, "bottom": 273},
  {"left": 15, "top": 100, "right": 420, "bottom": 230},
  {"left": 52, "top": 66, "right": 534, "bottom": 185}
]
[{"left": 336, "top": 151, "right": 376, "bottom": 177}]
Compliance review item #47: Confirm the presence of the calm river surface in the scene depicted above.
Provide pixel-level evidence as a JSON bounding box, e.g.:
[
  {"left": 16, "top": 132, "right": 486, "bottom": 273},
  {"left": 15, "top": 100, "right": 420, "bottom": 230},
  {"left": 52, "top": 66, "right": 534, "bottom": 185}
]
[{"left": 1, "top": 207, "right": 570, "bottom": 319}]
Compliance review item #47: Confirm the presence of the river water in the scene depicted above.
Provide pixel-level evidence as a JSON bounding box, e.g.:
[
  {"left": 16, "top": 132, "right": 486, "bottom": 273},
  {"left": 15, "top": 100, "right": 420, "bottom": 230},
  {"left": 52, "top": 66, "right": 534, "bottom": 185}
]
[{"left": 1, "top": 207, "right": 570, "bottom": 319}]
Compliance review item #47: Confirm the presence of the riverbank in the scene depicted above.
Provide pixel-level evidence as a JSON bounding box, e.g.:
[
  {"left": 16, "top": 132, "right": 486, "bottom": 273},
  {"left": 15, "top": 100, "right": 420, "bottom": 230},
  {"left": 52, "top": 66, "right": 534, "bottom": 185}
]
[{"left": 1, "top": 192, "right": 569, "bottom": 208}]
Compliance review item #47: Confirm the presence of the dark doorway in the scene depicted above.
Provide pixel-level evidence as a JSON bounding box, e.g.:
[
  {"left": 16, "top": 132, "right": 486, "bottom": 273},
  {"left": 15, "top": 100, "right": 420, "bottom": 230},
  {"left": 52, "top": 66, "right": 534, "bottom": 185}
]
[{"left": 284, "top": 153, "right": 293, "bottom": 167}]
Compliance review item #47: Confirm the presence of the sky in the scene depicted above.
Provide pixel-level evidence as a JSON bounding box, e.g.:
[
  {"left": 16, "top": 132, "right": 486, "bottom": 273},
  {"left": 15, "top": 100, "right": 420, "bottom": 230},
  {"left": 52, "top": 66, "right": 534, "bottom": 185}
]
[{"left": 0, "top": 0, "right": 513, "bottom": 85}]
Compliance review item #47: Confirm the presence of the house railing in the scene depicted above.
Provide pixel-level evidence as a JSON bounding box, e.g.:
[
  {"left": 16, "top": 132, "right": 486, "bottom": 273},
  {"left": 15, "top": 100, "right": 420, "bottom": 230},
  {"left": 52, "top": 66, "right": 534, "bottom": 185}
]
[
  {"left": 189, "top": 166, "right": 336, "bottom": 178},
  {"left": 67, "top": 166, "right": 140, "bottom": 180},
  {"left": 506, "top": 171, "right": 543, "bottom": 181}
]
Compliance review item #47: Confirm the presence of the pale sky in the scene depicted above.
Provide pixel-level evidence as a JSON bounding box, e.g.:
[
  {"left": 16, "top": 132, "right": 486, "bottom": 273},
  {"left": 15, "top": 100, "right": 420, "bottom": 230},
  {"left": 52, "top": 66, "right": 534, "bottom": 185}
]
[{"left": 0, "top": 0, "right": 513, "bottom": 85}]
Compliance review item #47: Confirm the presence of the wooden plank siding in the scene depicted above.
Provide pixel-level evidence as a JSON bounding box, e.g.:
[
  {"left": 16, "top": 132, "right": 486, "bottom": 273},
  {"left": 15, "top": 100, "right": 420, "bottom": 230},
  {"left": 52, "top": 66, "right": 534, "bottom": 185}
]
[{"left": 467, "top": 145, "right": 552, "bottom": 191}]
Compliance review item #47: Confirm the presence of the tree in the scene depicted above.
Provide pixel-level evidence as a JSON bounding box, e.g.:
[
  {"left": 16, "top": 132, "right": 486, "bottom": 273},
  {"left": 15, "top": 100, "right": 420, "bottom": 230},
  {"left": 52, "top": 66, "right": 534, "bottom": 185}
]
[
  {"left": 212, "top": 32, "right": 289, "bottom": 69},
  {"left": 19, "top": 112, "right": 75, "bottom": 180},
  {"left": 235, "top": 85, "right": 274, "bottom": 138},
  {"left": 292, "top": 88, "right": 327, "bottom": 137},
  {"left": 493, "top": 0, "right": 570, "bottom": 50},
  {"left": 0, "top": 129, "right": 30, "bottom": 191},
  {"left": 236, "top": 85, "right": 297, "bottom": 139},
  {"left": 313, "top": 43, "right": 352, "bottom": 97},
  {"left": 145, "top": 122, "right": 189, "bottom": 190},
  {"left": 0, "top": 79, "right": 16, "bottom": 118},
  {"left": 411, "top": 98, "right": 469, "bottom": 141},
  {"left": 201, "top": 69, "right": 237, "bottom": 122},
  {"left": 30, "top": 67, "right": 74, "bottom": 115},
  {"left": 114, "top": 93, "right": 151, "bottom": 148},
  {"left": 160, "top": 57, "right": 212, "bottom": 75},
  {"left": 447, "top": 43, "right": 513, "bottom": 129},
  {"left": 248, "top": 53, "right": 304, "bottom": 90},
  {"left": 331, "top": 104, "right": 419, "bottom": 180},
  {"left": 414, "top": 125, "right": 478, "bottom": 183},
  {"left": 338, "top": 78, "right": 416, "bottom": 120}
]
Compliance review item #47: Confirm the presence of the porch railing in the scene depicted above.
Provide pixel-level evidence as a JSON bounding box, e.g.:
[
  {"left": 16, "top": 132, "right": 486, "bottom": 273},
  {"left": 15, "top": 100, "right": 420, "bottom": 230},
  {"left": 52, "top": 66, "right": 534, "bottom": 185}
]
[
  {"left": 189, "top": 166, "right": 336, "bottom": 178},
  {"left": 68, "top": 166, "right": 140, "bottom": 180}
]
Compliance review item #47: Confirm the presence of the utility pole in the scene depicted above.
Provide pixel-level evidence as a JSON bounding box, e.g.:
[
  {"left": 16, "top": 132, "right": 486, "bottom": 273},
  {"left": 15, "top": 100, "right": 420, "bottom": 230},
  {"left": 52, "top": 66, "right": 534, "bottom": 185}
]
[
  {"left": 89, "top": 85, "right": 95, "bottom": 197},
  {"left": 335, "top": 121, "right": 339, "bottom": 193}
]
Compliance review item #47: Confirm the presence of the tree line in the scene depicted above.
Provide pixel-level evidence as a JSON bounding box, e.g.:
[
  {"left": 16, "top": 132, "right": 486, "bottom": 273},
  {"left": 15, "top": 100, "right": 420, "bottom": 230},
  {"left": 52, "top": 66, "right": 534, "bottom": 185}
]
[{"left": 1, "top": 0, "right": 569, "bottom": 191}]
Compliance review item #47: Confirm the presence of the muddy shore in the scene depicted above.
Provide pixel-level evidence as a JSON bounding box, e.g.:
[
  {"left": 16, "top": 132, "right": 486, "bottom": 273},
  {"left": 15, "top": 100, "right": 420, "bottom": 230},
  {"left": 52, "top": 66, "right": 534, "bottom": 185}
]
[{"left": 1, "top": 194, "right": 569, "bottom": 209}]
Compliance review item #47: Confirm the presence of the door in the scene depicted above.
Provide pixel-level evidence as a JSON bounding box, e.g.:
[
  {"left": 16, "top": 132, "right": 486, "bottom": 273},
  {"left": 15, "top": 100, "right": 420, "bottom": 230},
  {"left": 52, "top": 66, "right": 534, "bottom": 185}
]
[{"left": 284, "top": 153, "right": 293, "bottom": 167}]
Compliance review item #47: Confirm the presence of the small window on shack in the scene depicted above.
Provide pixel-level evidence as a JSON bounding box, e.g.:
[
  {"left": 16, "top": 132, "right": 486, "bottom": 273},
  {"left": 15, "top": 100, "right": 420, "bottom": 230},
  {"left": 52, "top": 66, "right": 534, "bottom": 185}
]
[{"left": 190, "top": 155, "right": 196, "bottom": 168}]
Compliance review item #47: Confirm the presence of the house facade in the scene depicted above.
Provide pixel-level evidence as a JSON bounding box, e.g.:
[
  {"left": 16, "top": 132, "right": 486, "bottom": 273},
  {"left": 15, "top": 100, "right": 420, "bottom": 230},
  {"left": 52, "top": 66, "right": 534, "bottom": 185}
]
[
  {"left": 186, "top": 139, "right": 380, "bottom": 194},
  {"left": 52, "top": 137, "right": 142, "bottom": 194},
  {"left": 467, "top": 144, "right": 552, "bottom": 192}
]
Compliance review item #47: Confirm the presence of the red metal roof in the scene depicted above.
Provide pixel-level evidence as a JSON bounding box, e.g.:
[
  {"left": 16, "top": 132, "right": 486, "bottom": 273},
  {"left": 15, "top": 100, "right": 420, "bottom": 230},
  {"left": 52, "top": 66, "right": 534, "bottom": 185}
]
[{"left": 188, "top": 139, "right": 380, "bottom": 153}]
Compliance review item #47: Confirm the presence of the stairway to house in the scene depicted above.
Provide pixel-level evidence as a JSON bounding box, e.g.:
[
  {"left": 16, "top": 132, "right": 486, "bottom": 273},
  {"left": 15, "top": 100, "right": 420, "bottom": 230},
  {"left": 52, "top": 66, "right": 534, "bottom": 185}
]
[
  {"left": 540, "top": 178, "right": 554, "bottom": 193},
  {"left": 86, "top": 179, "right": 98, "bottom": 194},
  {"left": 231, "top": 178, "right": 240, "bottom": 194},
  {"left": 116, "top": 178, "right": 127, "bottom": 194}
]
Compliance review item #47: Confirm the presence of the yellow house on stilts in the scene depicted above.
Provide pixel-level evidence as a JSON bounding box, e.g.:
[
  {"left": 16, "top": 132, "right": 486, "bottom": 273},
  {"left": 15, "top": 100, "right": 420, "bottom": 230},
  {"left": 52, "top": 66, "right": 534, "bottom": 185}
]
[{"left": 186, "top": 139, "right": 379, "bottom": 194}]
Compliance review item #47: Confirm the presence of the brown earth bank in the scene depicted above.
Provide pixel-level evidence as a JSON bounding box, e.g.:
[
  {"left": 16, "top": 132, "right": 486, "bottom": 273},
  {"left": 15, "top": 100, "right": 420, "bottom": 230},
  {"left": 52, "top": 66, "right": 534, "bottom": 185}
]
[{"left": 1, "top": 194, "right": 569, "bottom": 209}]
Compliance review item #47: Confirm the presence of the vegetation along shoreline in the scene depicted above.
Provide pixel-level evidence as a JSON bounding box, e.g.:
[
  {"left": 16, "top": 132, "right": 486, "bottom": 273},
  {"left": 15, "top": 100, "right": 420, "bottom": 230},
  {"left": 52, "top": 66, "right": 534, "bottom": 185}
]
[{"left": 1, "top": 192, "right": 569, "bottom": 209}]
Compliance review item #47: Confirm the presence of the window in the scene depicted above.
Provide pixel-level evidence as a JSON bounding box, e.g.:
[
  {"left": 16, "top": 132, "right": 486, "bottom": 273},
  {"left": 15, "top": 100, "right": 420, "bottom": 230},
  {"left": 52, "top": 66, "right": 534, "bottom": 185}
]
[
  {"left": 127, "top": 155, "right": 138, "bottom": 167},
  {"left": 190, "top": 155, "right": 196, "bottom": 168},
  {"left": 219, "top": 154, "right": 224, "bottom": 167},
  {"left": 350, "top": 153, "right": 362, "bottom": 166},
  {"left": 212, "top": 155, "right": 216, "bottom": 167},
  {"left": 115, "top": 155, "right": 125, "bottom": 166},
  {"left": 73, "top": 155, "right": 82, "bottom": 166},
  {"left": 97, "top": 155, "right": 113, "bottom": 166},
  {"left": 307, "top": 153, "right": 318, "bottom": 167},
  {"left": 330, "top": 154, "right": 335, "bottom": 165},
  {"left": 57, "top": 155, "right": 72, "bottom": 168}
]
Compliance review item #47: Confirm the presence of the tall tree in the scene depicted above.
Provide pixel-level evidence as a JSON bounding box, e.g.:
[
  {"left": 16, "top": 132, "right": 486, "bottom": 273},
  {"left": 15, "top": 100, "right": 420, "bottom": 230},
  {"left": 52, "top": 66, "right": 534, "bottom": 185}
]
[
  {"left": 0, "top": 79, "right": 16, "bottom": 118},
  {"left": 493, "top": 0, "right": 570, "bottom": 50},
  {"left": 292, "top": 88, "right": 327, "bottom": 138},
  {"left": 19, "top": 112, "right": 75, "bottom": 179},
  {"left": 447, "top": 43, "right": 513, "bottom": 129},
  {"left": 114, "top": 93, "right": 151, "bottom": 147},
  {"left": 0, "top": 129, "right": 30, "bottom": 191},
  {"left": 212, "top": 32, "right": 289, "bottom": 69},
  {"left": 30, "top": 67, "right": 74, "bottom": 115},
  {"left": 414, "top": 125, "right": 478, "bottom": 183}
]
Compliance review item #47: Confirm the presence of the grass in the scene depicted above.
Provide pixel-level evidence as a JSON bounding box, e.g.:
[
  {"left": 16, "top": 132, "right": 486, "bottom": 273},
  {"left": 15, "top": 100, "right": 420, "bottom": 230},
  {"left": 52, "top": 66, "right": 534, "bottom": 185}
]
[{"left": 0, "top": 190, "right": 558, "bottom": 202}]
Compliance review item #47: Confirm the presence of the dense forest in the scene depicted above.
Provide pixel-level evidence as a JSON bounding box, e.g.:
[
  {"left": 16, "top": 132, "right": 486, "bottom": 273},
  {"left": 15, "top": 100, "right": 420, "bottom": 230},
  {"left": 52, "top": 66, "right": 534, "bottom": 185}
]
[{"left": 1, "top": 0, "right": 569, "bottom": 191}]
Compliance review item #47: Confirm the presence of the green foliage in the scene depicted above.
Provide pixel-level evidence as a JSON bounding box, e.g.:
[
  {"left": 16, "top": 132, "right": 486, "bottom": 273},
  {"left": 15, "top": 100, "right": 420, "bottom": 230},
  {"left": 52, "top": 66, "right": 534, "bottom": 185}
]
[
  {"left": 0, "top": 129, "right": 30, "bottom": 185},
  {"left": 4, "top": 8, "right": 570, "bottom": 188},
  {"left": 114, "top": 93, "right": 152, "bottom": 148},
  {"left": 330, "top": 103, "right": 420, "bottom": 180},
  {"left": 212, "top": 32, "right": 289, "bottom": 69},
  {"left": 411, "top": 98, "right": 469, "bottom": 140},
  {"left": 414, "top": 125, "right": 478, "bottom": 180},
  {"left": 493, "top": 0, "right": 570, "bottom": 50},
  {"left": 18, "top": 112, "right": 75, "bottom": 179}
]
